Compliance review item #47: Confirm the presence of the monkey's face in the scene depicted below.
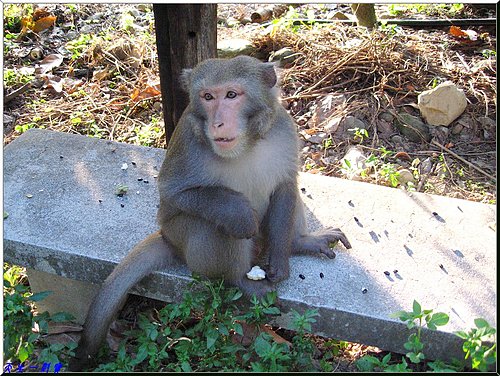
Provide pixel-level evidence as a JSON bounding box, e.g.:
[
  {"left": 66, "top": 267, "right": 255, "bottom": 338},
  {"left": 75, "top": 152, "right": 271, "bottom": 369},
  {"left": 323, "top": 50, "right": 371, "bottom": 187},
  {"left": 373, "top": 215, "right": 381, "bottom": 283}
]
[{"left": 199, "top": 83, "right": 249, "bottom": 158}]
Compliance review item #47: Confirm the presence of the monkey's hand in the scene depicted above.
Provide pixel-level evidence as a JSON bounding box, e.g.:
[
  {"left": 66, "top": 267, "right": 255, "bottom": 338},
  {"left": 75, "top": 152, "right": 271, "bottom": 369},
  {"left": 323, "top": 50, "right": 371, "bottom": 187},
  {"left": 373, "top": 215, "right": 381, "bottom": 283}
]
[{"left": 216, "top": 204, "right": 259, "bottom": 239}]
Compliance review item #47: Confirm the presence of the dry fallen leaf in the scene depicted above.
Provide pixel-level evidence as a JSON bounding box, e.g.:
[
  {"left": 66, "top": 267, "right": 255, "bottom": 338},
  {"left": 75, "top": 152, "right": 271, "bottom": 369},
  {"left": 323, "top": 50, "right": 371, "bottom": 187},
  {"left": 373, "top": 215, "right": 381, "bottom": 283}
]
[
  {"left": 32, "top": 15, "right": 56, "bottom": 33},
  {"left": 449, "top": 25, "right": 478, "bottom": 41},
  {"left": 35, "top": 54, "right": 64, "bottom": 75},
  {"left": 130, "top": 85, "right": 161, "bottom": 102}
]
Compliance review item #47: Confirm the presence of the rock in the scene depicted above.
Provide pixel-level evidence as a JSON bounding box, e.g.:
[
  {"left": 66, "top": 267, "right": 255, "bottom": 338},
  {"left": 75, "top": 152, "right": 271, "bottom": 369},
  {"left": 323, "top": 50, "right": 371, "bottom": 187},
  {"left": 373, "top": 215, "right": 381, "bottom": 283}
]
[
  {"left": 4, "top": 114, "right": 15, "bottom": 128},
  {"left": 391, "top": 135, "right": 404, "bottom": 145},
  {"left": 417, "top": 81, "right": 467, "bottom": 126},
  {"left": 341, "top": 146, "right": 367, "bottom": 181},
  {"left": 332, "top": 11, "right": 350, "bottom": 20},
  {"left": 397, "top": 169, "right": 416, "bottom": 186},
  {"left": 324, "top": 116, "right": 343, "bottom": 135},
  {"left": 478, "top": 116, "right": 495, "bottom": 129},
  {"left": 306, "top": 132, "right": 328, "bottom": 144},
  {"left": 309, "top": 94, "right": 346, "bottom": 132},
  {"left": 395, "top": 113, "right": 431, "bottom": 143},
  {"left": 343, "top": 116, "right": 368, "bottom": 141},
  {"left": 269, "top": 47, "right": 297, "bottom": 67},
  {"left": 377, "top": 119, "right": 393, "bottom": 134},
  {"left": 379, "top": 112, "right": 394, "bottom": 123},
  {"left": 451, "top": 123, "right": 464, "bottom": 135},
  {"left": 217, "top": 39, "right": 255, "bottom": 58},
  {"left": 420, "top": 157, "right": 433, "bottom": 174}
]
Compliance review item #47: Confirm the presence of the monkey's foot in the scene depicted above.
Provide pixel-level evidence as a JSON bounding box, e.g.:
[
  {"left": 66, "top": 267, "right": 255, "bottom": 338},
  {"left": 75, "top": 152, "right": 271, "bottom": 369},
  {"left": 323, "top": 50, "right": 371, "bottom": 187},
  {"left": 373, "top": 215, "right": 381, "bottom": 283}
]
[
  {"left": 293, "top": 227, "right": 352, "bottom": 258},
  {"left": 236, "top": 278, "right": 275, "bottom": 298},
  {"left": 265, "top": 262, "right": 290, "bottom": 283}
]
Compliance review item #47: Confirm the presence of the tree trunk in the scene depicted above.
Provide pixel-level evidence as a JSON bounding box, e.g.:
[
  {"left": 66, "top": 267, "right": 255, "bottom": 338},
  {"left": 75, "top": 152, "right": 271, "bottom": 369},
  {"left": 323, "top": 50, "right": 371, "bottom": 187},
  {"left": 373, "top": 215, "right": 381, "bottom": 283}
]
[
  {"left": 153, "top": 4, "right": 217, "bottom": 144},
  {"left": 351, "top": 4, "right": 378, "bottom": 29}
]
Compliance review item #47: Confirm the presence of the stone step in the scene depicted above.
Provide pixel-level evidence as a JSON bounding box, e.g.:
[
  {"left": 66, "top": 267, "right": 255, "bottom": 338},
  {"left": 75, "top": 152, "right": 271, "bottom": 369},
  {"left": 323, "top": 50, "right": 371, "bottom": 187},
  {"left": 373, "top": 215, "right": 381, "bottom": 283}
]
[{"left": 4, "top": 129, "right": 496, "bottom": 363}]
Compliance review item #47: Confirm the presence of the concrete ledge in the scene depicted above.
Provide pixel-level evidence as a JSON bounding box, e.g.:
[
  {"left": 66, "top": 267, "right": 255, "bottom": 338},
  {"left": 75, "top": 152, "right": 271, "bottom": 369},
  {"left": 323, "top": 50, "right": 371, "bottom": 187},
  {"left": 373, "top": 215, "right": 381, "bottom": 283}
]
[{"left": 4, "top": 129, "right": 496, "bottom": 362}]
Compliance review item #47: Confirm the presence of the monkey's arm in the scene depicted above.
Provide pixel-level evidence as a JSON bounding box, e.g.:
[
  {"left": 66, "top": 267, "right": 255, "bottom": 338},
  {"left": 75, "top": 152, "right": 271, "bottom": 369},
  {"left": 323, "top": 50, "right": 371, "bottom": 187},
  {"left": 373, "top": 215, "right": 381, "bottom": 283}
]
[
  {"left": 170, "top": 186, "right": 259, "bottom": 239},
  {"left": 69, "top": 232, "right": 174, "bottom": 371},
  {"left": 263, "top": 182, "right": 298, "bottom": 283}
]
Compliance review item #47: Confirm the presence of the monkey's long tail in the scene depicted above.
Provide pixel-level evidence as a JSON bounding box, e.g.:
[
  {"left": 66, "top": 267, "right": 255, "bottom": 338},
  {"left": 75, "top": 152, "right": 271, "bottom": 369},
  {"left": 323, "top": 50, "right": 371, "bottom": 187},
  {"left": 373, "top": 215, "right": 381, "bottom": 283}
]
[{"left": 69, "top": 231, "right": 173, "bottom": 371}]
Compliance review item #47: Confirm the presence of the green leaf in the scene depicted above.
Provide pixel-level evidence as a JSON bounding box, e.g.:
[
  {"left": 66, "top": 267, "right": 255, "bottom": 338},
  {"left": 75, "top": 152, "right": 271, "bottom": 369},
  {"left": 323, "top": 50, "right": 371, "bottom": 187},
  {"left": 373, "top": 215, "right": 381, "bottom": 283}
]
[
  {"left": 18, "top": 347, "right": 29, "bottom": 362},
  {"left": 407, "top": 351, "right": 424, "bottom": 363},
  {"left": 263, "top": 307, "right": 280, "bottom": 315},
  {"left": 474, "top": 318, "right": 490, "bottom": 329},
  {"left": 180, "top": 361, "right": 192, "bottom": 372},
  {"left": 412, "top": 300, "right": 422, "bottom": 316},
  {"left": 231, "top": 290, "right": 243, "bottom": 301},
  {"left": 218, "top": 323, "right": 229, "bottom": 336},
  {"left": 355, "top": 355, "right": 380, "bottom": 371},
  {"left": 3, "top": 211, "right": 9, "bottom": 219},
  {"left": 254, "top": 333, "right": 272, "bottom": 357},
  {"left": 233, "top": 323, "right": 244, "bottom": 336},
  {"left": 429, "top": 312, "right": 449, "bottom": 327},
  {"left": 206, "top": 327, "right": 219, "bottom": 350},
  {"left": 30, "top": 290, "right": 52, "bottom": 302},
  {"left": 454, "top": 330, "right": 468, "bottom": 339},
  {"left": 381, "top": 352, "right": 392, "bottom": 365}
]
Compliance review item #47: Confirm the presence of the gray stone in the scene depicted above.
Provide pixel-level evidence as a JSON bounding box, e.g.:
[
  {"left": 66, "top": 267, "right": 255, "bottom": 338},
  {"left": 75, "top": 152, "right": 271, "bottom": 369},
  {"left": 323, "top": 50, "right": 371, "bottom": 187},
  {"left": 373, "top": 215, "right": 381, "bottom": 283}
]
[
  {"left": 4, "top": 129, "right": 496, "bottom": 362},
  {"left": 418, "top": 81, "right": 467, "bottom": 126},
  {"left": 395, "top": 112, "right": 431, "bottom": 143},
  {"left": 397, "top": 169, "right": 415, "bottom": 186},
  {"left": 269, "top": 47, "right": 298, "bottom": 67},
  {"left": 340, "top": 146, "right": 367, "bottom": 180},
  {"left": 217, "top": 38, "right": 255, "bottom": 58},
  {"left": 379, "top": 112, "right": 394, "bottom": 123}
]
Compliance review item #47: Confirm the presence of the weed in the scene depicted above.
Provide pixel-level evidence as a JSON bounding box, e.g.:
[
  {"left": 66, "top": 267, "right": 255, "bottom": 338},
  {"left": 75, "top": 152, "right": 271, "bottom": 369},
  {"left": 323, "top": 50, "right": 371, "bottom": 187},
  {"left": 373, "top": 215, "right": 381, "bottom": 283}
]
[
  {"left": 356, "top": 299, "right": 496, "bottom": 372},
  {"left": 456, "top": 318, "right": 496, "bottom": 371},
  {"left": 65, "top": 33, "right": 95, "bottom": 61},
  {"left": 3, "top": 264, "right": 76, "bottom": 367},
  {"left": 348, "top": 127, "right": 369, "bottom": 144},
  {"left": 132, "top": 116, "right": 164, "bottom": 146},
  {"left": 91, "top": 275, "right": 321, "bottom": 371},
  {"left": 3, "top": 68, "right": 34, "bottom": 88}
]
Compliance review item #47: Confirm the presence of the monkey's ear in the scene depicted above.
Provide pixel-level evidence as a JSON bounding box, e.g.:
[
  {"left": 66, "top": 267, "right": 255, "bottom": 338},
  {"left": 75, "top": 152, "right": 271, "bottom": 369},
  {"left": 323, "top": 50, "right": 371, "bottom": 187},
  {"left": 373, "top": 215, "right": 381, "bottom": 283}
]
[
  {"left": 260, "top": 63, "right": 277, "bottom": 88},
  {"left": 180, "top": 68, "right": 193, "bottom": 91}
]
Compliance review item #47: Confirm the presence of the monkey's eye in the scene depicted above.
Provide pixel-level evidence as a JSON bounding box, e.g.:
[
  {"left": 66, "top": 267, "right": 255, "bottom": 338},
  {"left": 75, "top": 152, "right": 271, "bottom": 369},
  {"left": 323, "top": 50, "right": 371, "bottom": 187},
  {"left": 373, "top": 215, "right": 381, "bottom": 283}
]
[
  {"left": 203, "top": 93, "right": 214, "bottom": 101},
  {"left": 226, "top": 91, "right": 237, "bottom": 99}
]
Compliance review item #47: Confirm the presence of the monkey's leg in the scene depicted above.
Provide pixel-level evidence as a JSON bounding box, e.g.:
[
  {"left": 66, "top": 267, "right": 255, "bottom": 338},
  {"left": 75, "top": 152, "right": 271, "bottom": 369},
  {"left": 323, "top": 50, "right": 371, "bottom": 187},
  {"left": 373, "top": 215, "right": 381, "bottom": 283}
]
[
  {"left": 69, "top": 231, "right": 175, "bottom": 371},
  {"left": 180, "top": 217, "right": 274, "bottom": 298},
  {"left": 262, "top": 183, "right": 297, "bottom": 283}
]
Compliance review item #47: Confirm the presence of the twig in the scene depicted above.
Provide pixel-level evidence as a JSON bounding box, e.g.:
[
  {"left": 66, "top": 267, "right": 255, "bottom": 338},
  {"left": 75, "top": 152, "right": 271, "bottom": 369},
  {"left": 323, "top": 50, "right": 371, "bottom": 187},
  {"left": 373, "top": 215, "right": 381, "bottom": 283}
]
[
  {"left": 5, "top": 82, "right": 33, "bottom": 103},
  {"left": 431, "top": 140, "right": 496, "bottom": 182}
]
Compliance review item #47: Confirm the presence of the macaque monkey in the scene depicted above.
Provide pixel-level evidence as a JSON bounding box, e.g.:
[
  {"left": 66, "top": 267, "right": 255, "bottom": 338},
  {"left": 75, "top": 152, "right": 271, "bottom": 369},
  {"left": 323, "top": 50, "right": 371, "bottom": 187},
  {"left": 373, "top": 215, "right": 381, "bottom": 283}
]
[{"left": 70, "top": 55, "right": 351, "bottom": 370}]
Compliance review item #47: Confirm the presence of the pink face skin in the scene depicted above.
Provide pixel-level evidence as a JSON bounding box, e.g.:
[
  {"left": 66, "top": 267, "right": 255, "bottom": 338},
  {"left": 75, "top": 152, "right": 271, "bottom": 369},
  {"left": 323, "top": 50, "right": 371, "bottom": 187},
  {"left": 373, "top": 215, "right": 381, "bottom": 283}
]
[{"left": 200, "top": 83, "right": 246, "bottom": 156}]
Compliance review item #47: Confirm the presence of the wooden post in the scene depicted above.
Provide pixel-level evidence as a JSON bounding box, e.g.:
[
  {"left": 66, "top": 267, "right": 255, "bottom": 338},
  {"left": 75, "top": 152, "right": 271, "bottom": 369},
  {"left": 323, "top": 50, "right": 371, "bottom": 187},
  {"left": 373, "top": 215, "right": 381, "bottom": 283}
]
[{"left": 153, "top": 4, "right": 217, "bottom": 144}]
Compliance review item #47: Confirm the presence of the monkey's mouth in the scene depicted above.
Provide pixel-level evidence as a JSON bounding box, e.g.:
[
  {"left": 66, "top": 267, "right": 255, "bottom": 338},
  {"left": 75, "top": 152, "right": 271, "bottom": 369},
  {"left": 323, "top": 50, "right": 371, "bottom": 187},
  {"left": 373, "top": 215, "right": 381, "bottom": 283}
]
[{"left": 214, "top": 137, "right": 237, "bottom": 149}]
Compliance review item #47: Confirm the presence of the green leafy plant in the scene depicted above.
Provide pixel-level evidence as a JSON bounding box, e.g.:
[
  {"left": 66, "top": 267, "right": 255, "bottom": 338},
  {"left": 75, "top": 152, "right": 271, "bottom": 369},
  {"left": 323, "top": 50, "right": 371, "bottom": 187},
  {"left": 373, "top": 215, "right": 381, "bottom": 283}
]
[
  {"left": 348, "top": 127, "right": 369, "bottom": 144},
  {"left": 356, "top": 300, "right": 452, "bottom": 371},
  {"left": 93, "top": 275, "right": 322, "bottom": 372},
  {"left": 456, "top": 318, "right": 496, "bottom": 371},
  {"left": 3, "top": 68, "right": 34, "bottom": 88},
  {"left": 65, "top": 33, "right": 95, "bottom": 61},
  {"left": 391, "top": 300, "right": 450, "bottom": 364},
  {"left": 3, "top": 264, "right": 76, "bottom": 368}
]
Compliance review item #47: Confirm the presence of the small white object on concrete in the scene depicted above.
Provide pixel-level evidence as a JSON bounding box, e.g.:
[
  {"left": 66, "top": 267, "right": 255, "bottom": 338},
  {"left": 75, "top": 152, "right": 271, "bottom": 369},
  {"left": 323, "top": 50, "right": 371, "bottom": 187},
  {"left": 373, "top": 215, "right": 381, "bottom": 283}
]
[
  {"left": 417, "top": 81, "right": 467, "bottom": 126},
  {"left": 121, "top": 163, "right": 128, "bottom": 170},
  {"left": 246, "top": 265, "right": 266, "bottom": 280}
]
